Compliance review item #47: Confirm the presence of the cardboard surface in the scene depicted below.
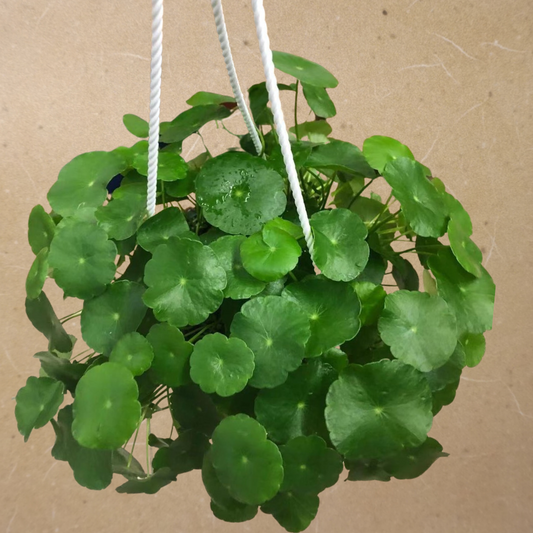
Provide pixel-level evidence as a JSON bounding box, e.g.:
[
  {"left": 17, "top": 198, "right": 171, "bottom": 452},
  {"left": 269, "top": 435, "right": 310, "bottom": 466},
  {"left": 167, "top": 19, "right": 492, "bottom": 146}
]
[{"left": 1, "top": 1, "right": 532, "bottom": 531}]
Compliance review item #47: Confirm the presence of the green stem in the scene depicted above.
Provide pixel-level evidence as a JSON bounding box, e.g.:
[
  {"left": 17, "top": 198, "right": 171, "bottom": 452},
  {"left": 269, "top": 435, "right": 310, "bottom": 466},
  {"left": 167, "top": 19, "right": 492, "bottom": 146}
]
[
  {"left": 146, "top": 417, "right": 151, "bottom": 476},
  {"left": 288, "top": 271, "right": 298, "bottom": 282},
  {"left": 60, "top": 310, "right": 82, "bottom": 324},
  {"left": 294, "top": 80, "right": 300, "bottom": 141},
  {"left": 161, "top": 182, "right": 166, "bottom": 208},
  {"left": 188, "top": 325, "right": 211, "bottom": 344},
  {"left": 220, "top": 121, "right": 241, "bottom": 139},
  {"left": 127, "top": 412, "right": 144, "bottom": 468},
  {"left": 345, "top": 181, "right": 372, "bottom": 210},
  {"left": 321, "top": 178, "right": 335, "bottom": 209}
]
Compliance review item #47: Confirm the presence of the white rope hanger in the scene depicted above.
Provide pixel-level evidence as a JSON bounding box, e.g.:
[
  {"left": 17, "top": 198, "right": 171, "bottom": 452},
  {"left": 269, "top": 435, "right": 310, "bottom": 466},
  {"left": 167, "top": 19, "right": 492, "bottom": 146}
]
[
  {"left": 146, "top": 0, "right": 164, "bottom": 217},
  {"left": 210, "top": 0, "right": 262, "bottom": 155},
  {"left": 250, "top": 0, "right": 314, "bottom": 256}
]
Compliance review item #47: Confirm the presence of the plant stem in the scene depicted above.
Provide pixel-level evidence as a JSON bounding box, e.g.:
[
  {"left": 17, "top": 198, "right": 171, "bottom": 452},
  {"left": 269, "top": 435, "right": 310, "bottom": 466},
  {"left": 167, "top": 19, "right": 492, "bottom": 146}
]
[
  {"left": 188, "top": 325, "right": 211, "bottom": 344},
  {"left": 321, "top": 178, "right": 335, "bottom": 209},
  {"left": 59, "top": 310, "right": 82, "bottom": 324},
  {"left": 161, "top": 182, "right": 166, "bottom": 208},
  {"left": 146, "top": 417, "right": 151, "bottom": 476},
  {"left": 220, "top": 121, "right": 241, "bottom": 139},
  {"left": 294, "top": 80, "right": 300, "bottom": 141},
  {"left": 127, "top": 413, "right": 144, "bottom": 468},
  {"left": 289, "top": 271, "right": 298, "bottom": 282},
  {"left": 346, "top": 180, "right": 373, "bottom": 210}
]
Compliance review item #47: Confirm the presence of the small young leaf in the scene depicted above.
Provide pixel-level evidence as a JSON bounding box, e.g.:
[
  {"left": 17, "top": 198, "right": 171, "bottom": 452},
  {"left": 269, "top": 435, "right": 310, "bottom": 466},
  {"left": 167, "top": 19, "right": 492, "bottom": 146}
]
[
  {"left": 210, "top": 235, "right": 266, "bottom": 300},
  {"left": 351, "top": 281, "right": 386, "bottom": 326},
  {"left": 81, "top": 281, "right": 147, "bottom": 355},
  {"left": 48, "top": 219, "right": 117, "bottom": 299},
  {"left": 109, "top": 332, "right": 154, "bottom": 376},
  {"left": 231, "top": 296, "right": 311, "bottom": 389},
  {"left": 282, "top": 276, "right": 361, "bottom": 357},
  {"left": 190, "top": 333, "right": 255, "bottom": 397},
  {"left": 310, "top": 209, "right": 369, "bottom": 282},
  {"left": 448, "top": 218, "right": 483, "bottom": 278},
  {"left": 146, "top": 323, "right": 193, "bottom": 387},
  {"left": 152, "top": 429, "right": 210, "bottom": 474},
  {"left": 241, "top": 227, "right": 302, "bottom": 282},
  {"left": 143, "top": 237, "right": 227, "bottom": 327},
  {"left": 15, "top": 376, "right": 64, "bottom": 441},
  {"left": 280, "top": 435, "right": 343, "bottom": 494},
  {"left": 211, "top": 414, "right": 284, "bottom": 505},
  {"left": 112, "top": 448, "right": 146, "bottom": 480},
  {"left": 325, "top": 360, "right": 433, "bottom": 460},
  {"left": 25, "top": 292, "right": 73, "bottom": 354},
  {"left": 196, "top": 152, "right": 287, "bottom": 235},
  {"left": 26, "top": 247, "right": 49, "bottom": 300},
  {"left": 48, "top": 151, "right": 127, "bottom": 217},
  {"left": 391, "top": 256, "right": 420, "bottom": 291},
  {"left": 123, "top": 114, "right": 149, "bottom": 138},
  {"left": 28, "top": 205, "right": 55, "bottom": 255},
  {"left": 272, "top": 51, "right": 338, "bottom": 88},
  {"left": 255, "top": 359, "right": 337, "bottom": 443},
  {"left": 378, "top": 290, "right": 457, "bottom": 372},
  {"left": 261, "top": 491, "right": 320, "bottom": 533},
  {"left": 137, "top": 207, "right": 190, "bottom": 252},
  {"left": 72, "top": 362, "right": 142, "bottom": 449},
  {"left": 362, "top": 135, "right": 415, "bottom": 174},
  {"left": 116, "top": 467, "right": 177, "bottom": 494},
  {"left": 34, "top": 352, "right": 86, "bottom": 393}
]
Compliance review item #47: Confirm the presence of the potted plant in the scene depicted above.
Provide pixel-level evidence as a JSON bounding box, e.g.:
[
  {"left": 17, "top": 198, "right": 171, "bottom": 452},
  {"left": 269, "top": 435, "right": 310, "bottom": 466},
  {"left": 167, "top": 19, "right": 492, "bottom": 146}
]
[{"left": 15, "top": 51, "right": 495, "bottom": 532}]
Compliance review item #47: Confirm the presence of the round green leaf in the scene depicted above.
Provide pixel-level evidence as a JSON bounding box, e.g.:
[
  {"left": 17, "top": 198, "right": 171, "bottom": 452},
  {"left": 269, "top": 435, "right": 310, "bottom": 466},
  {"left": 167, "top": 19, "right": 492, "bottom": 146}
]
[
  {"left": 81, "top": 281, "right": 147, "bottom": 355},
  {"left": 310, "top": 209, "right": 369, "bottom": 282},
  {"left": 109, "top": 332, "right": 154, "bottom": 376},
  {"left": 48, "top": 219, "right": 117, "bottom": 299},
  {"left": 382, "top": 158, "right": 448, "bottom": 237},
  {"left": 305, "top": 140, "right": 375, "bottom": 177},
  {"left": 136, "top": 207, "right": 190, "bottom": 252},
  {"left": 241, "top": 227, "right": 302, "bottom": 282},
  {"left": 133, "top": 151, "right": 188, "bottom": 182},
  {"left": 123, "top": 113, "right": 149, "bottom": 138},
  {"left": 378, "top": 290, "right": 457, "bottom": 372},
  {"left": 146, "top": 323, "right": 193, "bottom": 387},
  {"left": 143, "top": 237, "right": 226, "bottom": 327},
  {"left": 202, "top": 450, "right": 258, "bottom": 523},
  {"left": 190, "top": 333, "right": 255, "bottom": 397},
  {"left": 461, "top": 332, "right": 486, "bottom": 368},
  {"left": 282, "top": 276, "right": 361, "bottom": 357},
  {"left": 429, "top": 248, "right": 495, "bottom": 335},
  {"left": 448, "top": 218, "right": 483, "bottom": 278},
  {"left": 266, "top": 218, "right": 304, "bottom": 240},
  {"left": 47, "top": 151, "right": 127, "bottom": 217},
  {"left": 196, "top": 152, "right": 286, "bottom": 235},
  {"left": 26, "top": 247, "right": 48, "bottom": 300},
  {"left": 325, "top": 360, "right": 433, "bottom": 460},
  {"left": 15, "top": 376, "right": 64, "bottom": 441},
  {"left": 255, "top": 359, "right": 337, "bottom": 443},
  {"left": 28, "top": 204, "right": 55, "bottom": 255},
  {"left": 351, "top": 281, "right": 386, "bottom": 326},
  {"left": 280, "top": 435, "right": 343, "bottom": 494},
  {"left": 301, "top": 83, "right": 336, "bottom": 118},
  {"left": 362, "top": 135, "right": 415, "bottom": 174},
  {"left": 230, "top": 296, "right": 311, "bottom": 388},
  {"left": 72, "top": 362, "right": 141, "bottom": 449},
  {"left": 211, "top": 414, "right": 284, "bottom": 505},
  {"left": 209, "top": 235, "right": 266, "bottom": 299},
  {"left": 272, "top": 50, "right": 338, "bottom": 88},
  {"left": 95, "top": 184, "right": 147, "bottom": 240},
  {"left": 261, "top": 491, "right": 319, "bottom": 533}
]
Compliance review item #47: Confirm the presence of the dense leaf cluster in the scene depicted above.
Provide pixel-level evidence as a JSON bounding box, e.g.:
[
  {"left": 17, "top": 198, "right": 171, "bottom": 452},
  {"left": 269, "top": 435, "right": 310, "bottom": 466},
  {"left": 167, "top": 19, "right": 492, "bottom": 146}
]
[{"left": 16, "top": 51, "right": 495, "bottom": 531}]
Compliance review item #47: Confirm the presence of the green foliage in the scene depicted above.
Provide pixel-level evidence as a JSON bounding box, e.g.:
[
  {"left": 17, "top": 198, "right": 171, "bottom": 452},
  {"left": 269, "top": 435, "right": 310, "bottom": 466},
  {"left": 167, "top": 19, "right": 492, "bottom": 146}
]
[{"left": 16, "top": 50, "right": 495, "bottom": 532}]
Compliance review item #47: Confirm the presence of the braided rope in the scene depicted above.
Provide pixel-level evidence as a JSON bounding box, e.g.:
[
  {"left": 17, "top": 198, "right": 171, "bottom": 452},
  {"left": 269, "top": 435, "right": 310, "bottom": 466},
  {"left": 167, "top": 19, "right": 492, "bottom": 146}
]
[
  {"left": 251, "top": 0, "right": 314, "bottom": 256},
  {"left": 146, "top": 0, "right": 164, "bottom": 217},
  {"left": 211, "top": 0, "right": 262, "bottom": 155}
]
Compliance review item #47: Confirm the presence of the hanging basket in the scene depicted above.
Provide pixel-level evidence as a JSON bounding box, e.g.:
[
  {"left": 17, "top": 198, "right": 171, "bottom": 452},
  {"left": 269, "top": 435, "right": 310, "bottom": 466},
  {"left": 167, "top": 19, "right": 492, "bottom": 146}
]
[{"left": 15, "top": 2, "right": 495, "bottom": 532}]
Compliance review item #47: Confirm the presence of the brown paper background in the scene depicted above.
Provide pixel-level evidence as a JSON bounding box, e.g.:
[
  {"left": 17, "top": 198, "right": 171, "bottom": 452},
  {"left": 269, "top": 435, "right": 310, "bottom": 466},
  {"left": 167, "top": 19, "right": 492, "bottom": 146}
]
[{"left": 1, "top": 1, "right": 532, "bottom": 531}]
